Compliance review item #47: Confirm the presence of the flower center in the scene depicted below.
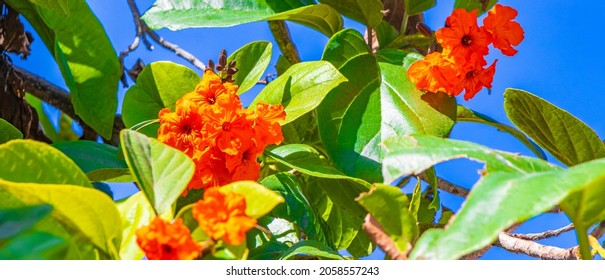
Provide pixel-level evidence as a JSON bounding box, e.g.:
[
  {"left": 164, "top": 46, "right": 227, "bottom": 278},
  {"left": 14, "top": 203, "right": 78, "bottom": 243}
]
[
  {"left": 466, "top": 70, "right": 476, "bottom": 79},
  {"left": 161, "top": 244, "right": 173, "bottom": 254},
  {"left": 461, "top": 35, "right": 472, "bottom": 46},
  {"left": 181, "top": 124, "right": 192, "bottom": 134},
  {"left": 207, "top": 96, "right": 216, "bottom": 105},
  {"left": 222, "top": 122, "right": 232, "bottom": 131}
]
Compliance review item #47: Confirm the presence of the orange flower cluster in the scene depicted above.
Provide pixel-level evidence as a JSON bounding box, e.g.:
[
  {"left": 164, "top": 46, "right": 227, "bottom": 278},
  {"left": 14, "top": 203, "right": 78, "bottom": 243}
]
[
  {"left": 136, "top": 217, "right": 201, "bottom": 260},
  {"left": 408, "top": 4, "right": 524, "bottom": 100},
  {"left": 158, "top": 70, "right": 286, "bottom": 193},
  {"left": 192, "top": 187, "right": 256, "bottom": 245}
]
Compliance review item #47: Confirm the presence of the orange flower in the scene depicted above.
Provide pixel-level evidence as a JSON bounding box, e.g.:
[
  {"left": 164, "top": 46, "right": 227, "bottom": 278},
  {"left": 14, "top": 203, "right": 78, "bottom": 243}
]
[
  {"left": 407, "top": 52, "right": 463, "bottom": 96},
  {"left": 249, "top": 103, "right": 286, "bottom": 147},
  {"left": 136, "top": 217, "right": 201, "bottom": 260},
  {"left": 225, "top": 141, "right": 262, "bottom": 181},
  {"left": 180, "top": 70, "right": 242, "bottom": 110},
  {"left": 436, "top": 8, "right": 492, "bottom": 62},
  {"left": 190, "top": 147, "right": 231, "bottom": 190},
  {"left": 459, "top": 56, "right": 497, "bottom": 100},
  {"left": 202, "top": 106, "right": 254, "bottom": 156},
  {"left": 483, "top": 4, "right": 524, "bottom": 56},
  {"left": 192, "top": 188, "right": 256, "bottom": 245},
  {"left": 157, "top": 107, "right": 205, "bottom": 158}
]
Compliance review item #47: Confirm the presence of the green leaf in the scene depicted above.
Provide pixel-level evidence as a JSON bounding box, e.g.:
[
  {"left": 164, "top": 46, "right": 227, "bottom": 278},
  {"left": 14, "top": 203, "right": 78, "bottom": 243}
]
[
  {"left": 248, "top": 240, "right": 290, "bottom": 260},
  {"left": 0, "top": 179, "right": 122, "bottom": 258},
  {"left": 406, "top": 0, "right": 437, "bottom": 15},
  {"left": 266, "top": 0, "right": 316, "bottom": 13},
  {"left": 457, "top": 105, "right": 547, "bottom": 160},
  {"left": 411, "top": 158, "right": 605, "bottom": 260},
  {"left": 382, "top": 134, "right": 558, "bottom": 183},
  {"left": 7, "top": 0, "right": 121, "bottom": 138},
  {"left": 87, "top": 169, "right": 133, "bottom": 183},
  {"left": 25, "top": 94, "right": 78, "bottom": 143},
  {"left": 304, "top": 177, "right": 373, "bottom": 257},
  {"left": 221, "top": 181, "right": 284, "bottom": 219},
  {"left": 143, "top": 1, "right": 343, "bottom": 37},
  {"left": 279, "top": 240, "right": 344, "bottom": 260},
  {"left": 0, "top": 140, "right": 92, "bottom": 188},
  {"left": 266, "top": 144, "right": 370, "bottom": 188},
  {"left": 53, "top": 140, "right": 127, "bottom": 173},
  {"left": 251, "top": 61, "right": 347, "bottom": 125},
  {"left": 504, "top": 88, "right": 605, "bottom": 166},
  {"left": 120, "top": 130, "right": 195, "bottom": 215},
  {"left": 375, "top": 20, "right": 399, "bottom": 48},
  {"left": 29, "top": 0, "right": 70, "bottom": 16},
  {"left": 261, "top": 173, "right": 326, "bottom": 243},
  {"left": 122, "top": 62, "right": 200, "bottom": 137},
  {"left": 318, "top": 0, "right": 383, "bottom": 27},
  {"left": 0, "top": 231, "right": 67, "bottom": 260},
  {"left": 0, "top": 204, "right": 52, "bottom": 240},
  {"left": 0, "top": 118, "right": 23, "bottom": 144},
  {"left": 116, "top": 192, "right": 155, "bottom": 260},
  {"left": 321, "top": 29, "right": 370, "bottom": 69},
  {"left": 328, "top": 62, "right": 457, "bottom": 182},
  {"left": 357, "top": 184, "right": 418, "bottom": 254},
  {"left": 227, "top": 41, "right": 272, "bottom": 95},
  {"left": 454, "top": 0, "right": 497, "bottom": 15}
]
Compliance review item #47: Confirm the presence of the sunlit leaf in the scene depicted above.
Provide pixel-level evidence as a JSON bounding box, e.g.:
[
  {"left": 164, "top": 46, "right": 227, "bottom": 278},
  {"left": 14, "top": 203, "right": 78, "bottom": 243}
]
[
  {"left": 279, "top": 240, "right": 343, "bottom": 260},
  {"left": 227, "top": 41, "right": 272, "bottom": 94},
  {"left": 222, "top": 181, "right": 284, "bottom": 219}
]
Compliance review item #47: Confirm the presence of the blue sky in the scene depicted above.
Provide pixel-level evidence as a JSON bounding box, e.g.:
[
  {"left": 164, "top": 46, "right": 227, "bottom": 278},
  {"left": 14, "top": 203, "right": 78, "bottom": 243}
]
[{"left": 15, "top": 0, "right": 605, "bottom": 259}]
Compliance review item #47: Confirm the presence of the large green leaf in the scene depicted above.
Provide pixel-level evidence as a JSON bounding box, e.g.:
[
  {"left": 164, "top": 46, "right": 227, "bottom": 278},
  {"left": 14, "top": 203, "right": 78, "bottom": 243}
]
[
  {"left": 410, "top": 158, "right": 605, "bottom": 260},
  {"left": 265, "top": 144, "right": 370, "bottom": 188},
  {"left": 318, "top": 0, "right": 383, "bottom": 27},
  {"left": 457, "top": 105, "right": 546, "bottom": 160},
  {"left": 29, "top": 0, "right": 69, "bottom": 16},
  {"left": 261, "top": 173, "right": 326, "bottom": 243},
  {"left": 7, "top": 0, "right": 121, "bottom": 139},
  {"left": 143, "top": 1, "right": 342, "bottom": 37},
  {"left": 0, "top": 118, "right": 22, "bottom": 144},
  {"left": 382, "top": 134, "right": 558, "bottom": 183},
  {"left": 454, "top": 0, "right": 497, "bottom": 15},
  {"left": 328, "top": 62, "right": 457, "bottom": 183},
  {"left": 406, "top": 0, "right": 437, "bottom": 15},
  {"left": 0, "top": 140, "right": 92, "bottom": 188},
  {"left": 357, "top": 184, "right": 418, "bottom": 254},
  {"left": 304, "top": 177, "right": 373, "bottom": 258},
  {"left": 227, "top": 41, "right": 272, "bottom": 95},
  {"left": 0, "top": 179, "right": 122, "bottom": 258},
  {"left": 120, "top": 130, "right": 195, "bottom": 215},
  {"left": 53, "top": 140, "right": 127, "bottom": 173},
  {"left": 266, "top": 0, "right": 316, "bottom": 12},
  {"left": 221, "top": 181, "right": 284, "bottom": 219},
  {"left": 122, "top": 62, "right": 200, "bottom": 137},
  {"left": 25, "top": 94, "right": 79, "bottom": 143},
  {"left": 504, "top": 88, "right": 605, "bottom": 166},
  {"left": 250, "top": 61, "right": 347, "bottom": 125},
  {"left": 0, "top": 231, "right": 67, "bottom": 260},
  {"left": 116, "top": 192, "right": 155, "bottom": 260},
  {"left": 321, "top": 29, "right": 370, "bottom": 69},
  {"left": 0, "top": 204, "right": 52, "bottom": 240}
]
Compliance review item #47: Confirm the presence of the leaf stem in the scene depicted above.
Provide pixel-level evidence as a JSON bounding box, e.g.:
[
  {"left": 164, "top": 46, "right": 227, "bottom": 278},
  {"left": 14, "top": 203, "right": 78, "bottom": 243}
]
[
  {"left": 576, "top": 225, "right": 593, "bottom": 260},
  {"left": 268, "top": 21, "right": 301, "bottom": 65}
]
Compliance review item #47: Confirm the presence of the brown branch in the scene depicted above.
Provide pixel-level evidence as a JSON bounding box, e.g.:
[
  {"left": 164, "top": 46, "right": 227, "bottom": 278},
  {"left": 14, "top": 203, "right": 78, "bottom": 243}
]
[
  {"left": 591, "top": 221, "right": 605, "bottom": 239},
  {"left": 120, "top": 0, "right": 205, "bottom": 85},
  {"left": 268, "top": 21, "right": 301, "bottom": 65},
  {"left": 510, "top": 224, "right": 575, "bottom": 241},
  {"left": 362, "top": 214, "right": 407, "bottom": 260},
  {"left": 418, "top": 174, "right": 470, "bottom": 198},
  {"left": 495, "top": 232, "right": 578, "bottom": 260},
  {"left": 15, "top": 66, "right": 124, "bottom": 145}
]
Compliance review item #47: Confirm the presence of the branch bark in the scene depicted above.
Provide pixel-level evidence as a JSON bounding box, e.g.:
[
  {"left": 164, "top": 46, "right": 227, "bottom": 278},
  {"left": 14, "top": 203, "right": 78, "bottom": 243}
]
[
  {"left": 495, "top": 232, "right": 578, "bottom": 260},
  {"left": 509, "top": 224, "right": 575, "bottom": 241},
  {"left": 268, "top": 21, "right": 301, "bottom": 65}
]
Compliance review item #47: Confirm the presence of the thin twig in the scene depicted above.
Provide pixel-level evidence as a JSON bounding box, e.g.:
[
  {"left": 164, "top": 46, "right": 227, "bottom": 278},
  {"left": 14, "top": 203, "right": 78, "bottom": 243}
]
[
  {"left": 510, "top": 224, "right": 575, "bottom": 241},
  {"left": 120, "top": 0, "right": 205, "bottom": 85},
  {"left": 268, "top": 21, "right": 301, "bottom": 65},
  {"left": 418, "top": 174, "right": 470, "bottom": 198}
]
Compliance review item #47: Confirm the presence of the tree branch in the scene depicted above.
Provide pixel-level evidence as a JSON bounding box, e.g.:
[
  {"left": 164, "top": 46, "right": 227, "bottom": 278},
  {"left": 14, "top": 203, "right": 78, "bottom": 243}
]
[
  {"left": 120, "top": 0, "right": 205, "bottom": 85},
  {"left": 268, "top": 21, "right": 301, "bottom": 65},
  {"left": 495, "top": 232, "right": 578, "bottom": 260},
  {"left": 509, "top": 224, "right": 575, "bottom": 241},
  {"left": 362, "top": 214, "right": 407, "bottom": 260},
  {"left": 419, "top": 174, "right": 470, "bottom": 198},
  {"left": 15, "top": 66, "right": 124, "bottom": 145}
]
